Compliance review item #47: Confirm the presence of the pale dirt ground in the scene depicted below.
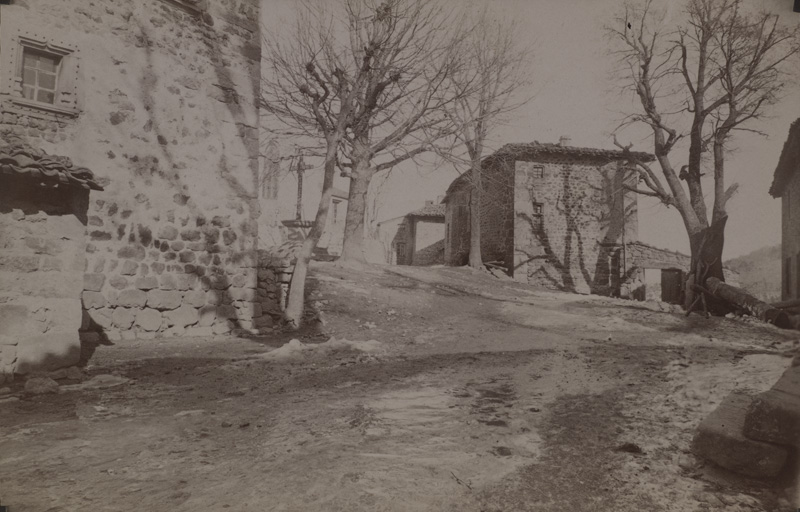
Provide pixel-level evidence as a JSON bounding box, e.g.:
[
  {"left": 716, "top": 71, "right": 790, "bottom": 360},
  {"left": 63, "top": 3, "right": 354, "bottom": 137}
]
[{"left": 2, "top": 263, "right": 799, "bottom": 511}]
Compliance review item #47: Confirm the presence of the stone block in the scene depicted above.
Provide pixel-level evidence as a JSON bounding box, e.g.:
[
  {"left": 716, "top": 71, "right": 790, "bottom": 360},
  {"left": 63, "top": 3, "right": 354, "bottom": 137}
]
[
  {"left": 212, "top": 320, "right": 233, "bottom": 335},
  {"left": 160, "top": 274, "right": 177, "bottom": 290},
  {"left": 109, "top": 275, "right": 128, "bottom": 289},
  {"left": 198, "top": 305, "right": 216, "bottom": 327},
  {"left": 165, "top": 304, "right": 199, "bottom": 328},
  {"left": 744, "top": 365, "right": 800, "bottom": 447},
  {"left": 82, "top": 291, "right": 107, "bottom": 309},
  {"left": 216, "top": 305, "right": 237, "bottom": 320},
  {"left": 184, "top": 289, "right": 206, "bottom": 308},
  {"left": 121, "top": 260, "right": 139, "bottom": 275},
  {"left": 136, "top": 276, "right": 159, "bottom": 290},
  {"left": 158, "top": 225, "right": 179, "bottom": 241},
  {"left": 118, "top": 245, "right": 146, "bottom": 261},
  {"left": 232, "top": 274, "right": 247, "bottom": 287},
  {"left": 0, "top": 255, "right": 39, "bottom": 272},
  {"left": 112, "top": 308, "right": 136, "bottom": 329},
  {"left": 87, "top": 308, "right": 113, "bottom": 329},
  {"left": 146, "top": 290, "right": 183, "bottom": 310},
  {"left": 206, "top": 290, "right": 222, "bottom": 305},
  {"left": 180, "top": 229, "right": 202, "bottom": 242},
  {"left": 176, "top": 274, "right": 197, "bottom": 291},
  {"left": 92, "top": 257, "right": 106, "bottom": 273},
  {"left": 135, "top": 308, "right": 163, "bottom": 332},
  {"left": 117, "top": 289, "right": 147, "bottom": 308},
  {"left": 693, "top": 391, "right": 789, "bottom": 479},
  {"left": 179, "top": 251, "right": 196, "bottom": 263}
]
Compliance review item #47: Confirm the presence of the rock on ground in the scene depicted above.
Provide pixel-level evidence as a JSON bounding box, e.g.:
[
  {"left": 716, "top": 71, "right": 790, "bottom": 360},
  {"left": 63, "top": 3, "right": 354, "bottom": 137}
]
[
  {"left": 744, "top": 365, "right": 800, "bottom": 447},
  {"left": 24, "top": 377, "right": 60, "bottom": 395},
  {"left": 692, "top": 390, "right": 790, "bottom": 479}
]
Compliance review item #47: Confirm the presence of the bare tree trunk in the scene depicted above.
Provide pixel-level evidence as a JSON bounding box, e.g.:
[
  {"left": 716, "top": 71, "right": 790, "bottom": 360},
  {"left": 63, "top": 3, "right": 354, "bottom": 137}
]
[
  {"left": 468, "top": 160, "right": 483, "bottom": 269},
  {"left": 706, "top": 277, "right": 792, "bottom": 328},
  {"left": 684, "top": 216, "right": 727, "bottom": 313},
  {"left": 339, "top": 160, "right": 373, "bottom": 265},
  {"left": 712, "top": 137, "right": 727, "bottom": 224},
  {"left": 284, "top": 155, "right": 336, "bottom": 329}
]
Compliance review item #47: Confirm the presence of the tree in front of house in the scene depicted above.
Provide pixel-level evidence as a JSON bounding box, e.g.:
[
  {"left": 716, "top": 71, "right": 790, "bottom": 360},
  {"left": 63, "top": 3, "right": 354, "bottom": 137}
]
[
  {"left": 260, "top": 2, "right": 357, "bottom": 328},
  {"left": 608, "top": 0, "right": 800, "bottom": 309},
  {"left": 437, "top": 6, "right": 532, "bottom": 270},
  {"left": 333, "top": 0, "right": 475, "bottom": 265},
  {"left": 261, "top": 0, "right": 474, "bottom": 327}
]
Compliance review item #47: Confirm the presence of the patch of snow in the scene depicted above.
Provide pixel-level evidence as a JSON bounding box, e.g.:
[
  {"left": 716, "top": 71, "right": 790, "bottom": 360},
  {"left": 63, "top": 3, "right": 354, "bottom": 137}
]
[{"left": 259, "top": 337, "right": 382, "bottom": 361}]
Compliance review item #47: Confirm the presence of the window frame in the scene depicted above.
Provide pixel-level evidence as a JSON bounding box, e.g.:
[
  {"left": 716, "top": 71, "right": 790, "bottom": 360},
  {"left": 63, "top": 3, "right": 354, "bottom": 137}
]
[
  {"left": 531, "top": 165, "right": 545, "bottom": 179},
  {"left": 2, "top": 29, "right": 80, "bottom": 118},
  {"left": 20, "top": 47, "right": 62, "bottom": 105}
]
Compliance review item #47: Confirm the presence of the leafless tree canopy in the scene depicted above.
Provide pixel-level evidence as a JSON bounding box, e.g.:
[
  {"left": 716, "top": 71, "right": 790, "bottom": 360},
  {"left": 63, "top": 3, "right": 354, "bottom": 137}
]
[
  {"left": 436, "top": 6, "right": 533, "bottom": 269},
  {"left": 608, "top": 0, "right": 800, "bottom": 236}
]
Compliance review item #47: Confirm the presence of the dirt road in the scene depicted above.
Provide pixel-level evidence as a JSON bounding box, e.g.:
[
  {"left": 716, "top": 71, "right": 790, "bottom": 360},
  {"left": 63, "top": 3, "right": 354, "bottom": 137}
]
[{"left": 1, "top": 263, "right": 797, "bottom": 511}]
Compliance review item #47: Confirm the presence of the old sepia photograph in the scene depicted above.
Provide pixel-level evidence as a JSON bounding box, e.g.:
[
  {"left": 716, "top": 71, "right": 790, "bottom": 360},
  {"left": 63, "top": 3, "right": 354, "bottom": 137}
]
[{"left": 1, "top": 0, "right": 800, "bottom": 510}]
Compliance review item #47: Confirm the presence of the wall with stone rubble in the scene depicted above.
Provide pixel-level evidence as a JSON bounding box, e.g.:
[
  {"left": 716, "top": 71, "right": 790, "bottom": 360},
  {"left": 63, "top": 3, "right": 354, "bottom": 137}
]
[
  {"left": 0, "top": 0, "right": 284, "bottom": 342},
  {"left": 0, "top": 177, "right": 89, "bottom": 381}
]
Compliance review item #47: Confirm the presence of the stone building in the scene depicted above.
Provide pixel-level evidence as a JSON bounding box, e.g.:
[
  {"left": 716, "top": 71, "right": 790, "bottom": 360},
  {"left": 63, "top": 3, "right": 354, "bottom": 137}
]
[
  {"left": 0, "top": 0, "right": 291, "bottom": 374},
  {"left": 0, "top": 144, "right": 103, "bottom": 381},
  {"left": 769, "top": 118, "right": 800, "bottom": 300},
  {"left": 377, "top": 202, "right": 446, "bottom": 265},
  {"left": 443, "top": 139, "right": 653, "bottom": 295}
]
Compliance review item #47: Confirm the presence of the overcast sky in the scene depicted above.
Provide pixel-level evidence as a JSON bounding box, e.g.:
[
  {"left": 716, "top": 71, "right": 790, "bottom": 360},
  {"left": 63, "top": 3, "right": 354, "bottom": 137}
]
[{"left": 262, "top": 0, "right": 800, "bottom": 259}]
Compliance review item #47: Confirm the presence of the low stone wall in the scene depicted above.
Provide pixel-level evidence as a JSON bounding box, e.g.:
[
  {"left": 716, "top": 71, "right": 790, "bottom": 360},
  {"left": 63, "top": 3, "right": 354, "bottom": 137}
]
[{"left": 80, "top": 242, "right": 295, "bottom": 342}]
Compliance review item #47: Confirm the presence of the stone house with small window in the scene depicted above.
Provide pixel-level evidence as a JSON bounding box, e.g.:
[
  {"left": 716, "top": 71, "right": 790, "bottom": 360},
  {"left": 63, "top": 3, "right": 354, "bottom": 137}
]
[
  {"left": 0, "top": 0, "right": 301, "bottom": 377},
  {"left": 769, "top": 118, "right": 800, "bottom": 301},
  {"left": 443, "top": 138, "right": 661, "bottom": 296}
]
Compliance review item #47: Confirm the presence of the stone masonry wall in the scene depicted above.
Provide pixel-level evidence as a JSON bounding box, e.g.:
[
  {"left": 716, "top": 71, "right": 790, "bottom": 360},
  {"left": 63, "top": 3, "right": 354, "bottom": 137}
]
[
  {"left": 513, "top": 157, "right": 639, "bottom": 295},
  {"left": 444, "top": 189, "right": 470, "bottom": 266},
  {"left": 444, "top": 162, "right": 515, "bottom": 268},
  {"left": 0, "top": 0, "right": 279, "bottom": 341},
  {"left": 782, "top": 171, "right": 800, "bottom": 300},
  {"left": 0, "top": 178, "right": 89, "bottom": 381}
]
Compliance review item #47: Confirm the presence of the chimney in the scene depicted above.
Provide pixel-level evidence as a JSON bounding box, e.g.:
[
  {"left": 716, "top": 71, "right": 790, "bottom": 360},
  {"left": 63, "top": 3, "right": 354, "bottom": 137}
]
[
  {"left": 559, "top": 135, "right": 572, "bottom": 147},
  {"left": 425, "top": 200, "right": 433, "bottom": 206}
]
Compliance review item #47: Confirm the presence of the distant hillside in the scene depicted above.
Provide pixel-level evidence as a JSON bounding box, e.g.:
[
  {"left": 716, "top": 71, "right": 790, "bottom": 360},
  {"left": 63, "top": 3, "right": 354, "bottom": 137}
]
[{"left": 724, "top": 244, "right": 781, "bottom": 303}]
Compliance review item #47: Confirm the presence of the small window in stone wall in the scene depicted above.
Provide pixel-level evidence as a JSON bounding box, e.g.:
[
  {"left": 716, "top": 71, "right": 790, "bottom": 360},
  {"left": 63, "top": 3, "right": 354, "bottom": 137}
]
[
  {"left": 532, "top": 202, "right": 544, "bottom": 230},
  {"left": 531, "top": 165, "right": 544, "bottom": 179},
  {"left": 2, "top": 30, "right": 80, "bottom": 117},
  {"left": 21, "top": 48, "right": 61, "bottom": 104}
]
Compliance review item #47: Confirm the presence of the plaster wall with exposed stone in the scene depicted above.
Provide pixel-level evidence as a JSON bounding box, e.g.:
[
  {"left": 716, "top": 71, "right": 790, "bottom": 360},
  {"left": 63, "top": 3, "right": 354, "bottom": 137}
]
[
  {"left": 0, "top": 151, "right": 99, "bottom": 382},
  {"left": 0, "top": 0, "right": 292, "bottom": 358}
]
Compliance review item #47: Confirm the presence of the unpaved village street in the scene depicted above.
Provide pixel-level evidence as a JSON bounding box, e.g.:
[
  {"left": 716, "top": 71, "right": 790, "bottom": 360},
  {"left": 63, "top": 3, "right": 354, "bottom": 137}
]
[{"left": 1, "top": 263, "right": 798, "bottom": 511}]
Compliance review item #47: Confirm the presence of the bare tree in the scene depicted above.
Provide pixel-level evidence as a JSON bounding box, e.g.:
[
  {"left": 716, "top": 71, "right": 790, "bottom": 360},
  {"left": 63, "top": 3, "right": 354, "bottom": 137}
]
[
  {"left": 608, "top": 0, "right": 800, "bottom": 308},
  {"left": 437, "top": 8, "right": 532, "bottom": 270},
  {"left": 334, "top": 0, "right": 473, "bottom": 264},
  {"left": 260, "top": 2, "right": 358, "bottom": 328}
]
